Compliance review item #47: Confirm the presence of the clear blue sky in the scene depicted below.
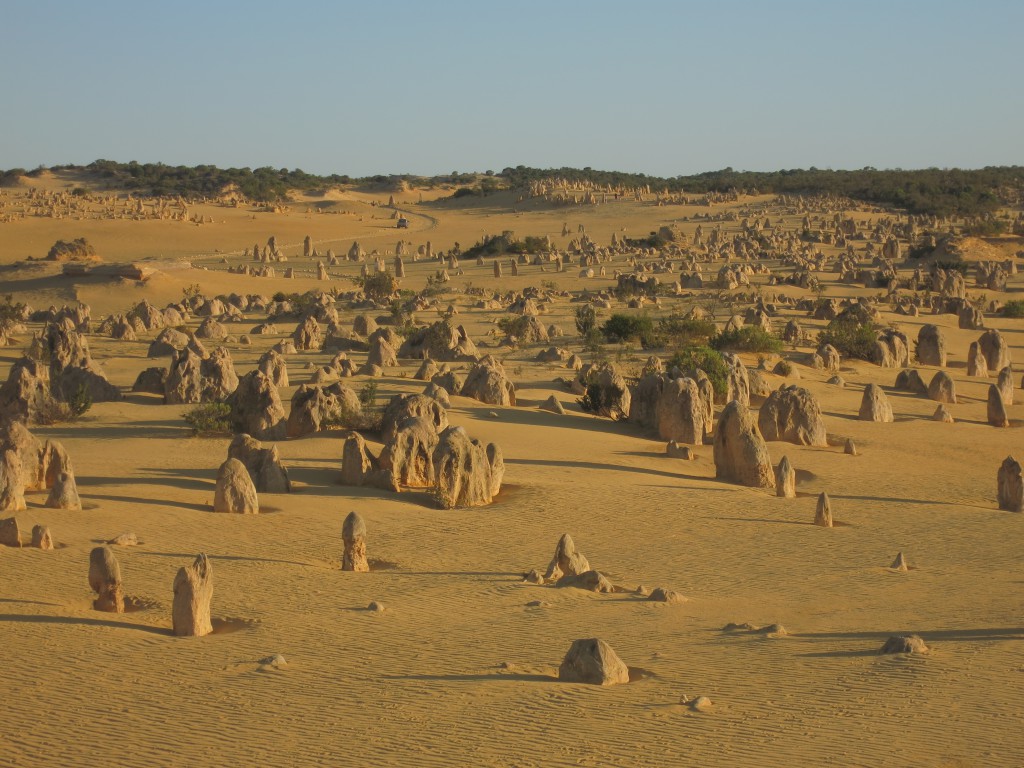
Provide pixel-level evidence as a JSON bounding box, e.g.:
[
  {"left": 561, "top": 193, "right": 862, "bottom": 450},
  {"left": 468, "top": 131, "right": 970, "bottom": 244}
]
[{"left": 1, "top": 0, "right": 1020, "bottom": 176}]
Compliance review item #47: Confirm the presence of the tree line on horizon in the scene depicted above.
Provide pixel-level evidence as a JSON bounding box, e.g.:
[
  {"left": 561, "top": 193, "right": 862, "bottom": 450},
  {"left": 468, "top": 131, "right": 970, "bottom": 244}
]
[{"left": 0, "top": 159, "right": 1021, "bottom": 218}]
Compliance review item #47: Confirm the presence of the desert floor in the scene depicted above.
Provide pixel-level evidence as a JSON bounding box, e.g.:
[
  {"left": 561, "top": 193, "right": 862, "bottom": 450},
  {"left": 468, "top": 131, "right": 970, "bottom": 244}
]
[{"left": 0, "top": 173, "right": 1022, "bottom": 767}]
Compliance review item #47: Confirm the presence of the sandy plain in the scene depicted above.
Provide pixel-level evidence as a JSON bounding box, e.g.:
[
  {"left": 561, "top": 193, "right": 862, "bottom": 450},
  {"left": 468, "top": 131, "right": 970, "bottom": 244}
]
[{"left": 0, "top": 171, "right": 1022, "bottom": 767}]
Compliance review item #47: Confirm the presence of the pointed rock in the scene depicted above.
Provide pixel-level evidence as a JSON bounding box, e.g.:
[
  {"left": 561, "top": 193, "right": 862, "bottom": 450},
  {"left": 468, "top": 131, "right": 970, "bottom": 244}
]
[
  {"left": 775, "top": 456, "right": 796, "bottom": 498},
  {"left": 45, "top": 470, "right": 81, "bottom": 510},
  {"left": 31, "top": 524, "right": 53, "bottom": 550},
  {"left": 987, "top": 384, "right": 1009, "bottom": 427},
  {"left": 814, "top": 492, "right": 833, "bottom": 527},
  {"left": 997, "top": 456, "right": 1024, "bottom": 512},
  {"left": 172, "top": 554, "right": 213, "bottom": 637},
  {"left": 0, "top": 516, "right": 22, "bottom": 547},
  {"left": 89, "top": 546, "right": 124, "bottom": 613},
  {"left": 342, "top": 511, "right": 369, "bottom": 572},
  {"left": 558, "top": 638, "right": 630, "bottom": 686},
  {"left": 213, "top": 458, "right": 258, "bottom": 513},
  {"left": 544, "top": 533, "right": 591, "bottom": 581}
]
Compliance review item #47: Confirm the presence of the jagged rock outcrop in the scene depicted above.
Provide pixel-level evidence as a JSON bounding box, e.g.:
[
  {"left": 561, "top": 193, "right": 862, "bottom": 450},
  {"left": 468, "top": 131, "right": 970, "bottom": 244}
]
[
  {"left": 0, "top": 451, "right": 26, "bottom": 512},
  {"left": 398, "top": 319, "right": 478, "bottom": 361},
  {"left": 543, "top": 534, "right": 591, "bottom": 582},
  {"left": 381, "top": 394, "right": 448, "bottom": 443},
  {"left": 431, "top": 426, "right": 500, "bottom": 508},
  {"left": 227, "top": 433, "right": 291, "bottom": 493},
  {"left": 257, "top": 349, "right": 289, "bottom": 388},
  {"left": 379, "top": 416, "right": 439, "bottom": 488},
  {"left": 165, "top": 347, "right": 238, "bottom": 404},
  {"left": 814, "top": 492, "right": 833, "bottom": 527},
  {"left": 339, "top": 431, "right": 393, "bottom": 489},
  {"left": 967, "top": 341, "right": 989, "bottom": 377},
  {"left": 714, "top": 401, "right": 775, "bottom": 489},
  {"left": 172, "top": 554, "right": 213, "bottom": 637},
  {"left": 342, "top": 511, "right": 369, "bottom": 572},
  {"left": 655, "top": 377, "right": 706, "bottom": 445},
  {"left": 775, "top": 456, "right": 796, "bottom": 498},
  {"left": 0, "top": 356, "right": 49, "bottom": 423},
  {"left": 997, "top": 456, "right": 1024, "bottom": 512},
  {"left": 723, "top": 353, "right": 750, "bottom": 406},
  {"left": 988, "top": 384, "right": 1010, "bottom": 427},
  {"left": 895, "top": 368, "right": 928, "bottom": 394},
  {"left": 558, "top": 639, "right": 630, "bottom": 686},
  {"left": 917, "top": 325, "right": 946, "bottom": 367},
  {"left": 979, "top": 329, "right": 1011, "bottom": 372},
  {"left": 213, "top": 458, "right": 259, "bottom": 513},
  {"left": 859, "top": 384, "right": 893, "bottom": 422},
  {"left": 89, "top": 546, "right": 124, "bottom": 613},
  {"left": 46, "top": 324, "right": 121, "bottom": 403},
  {"left": 292, "top": 316, "right": 322, "bottom": 351},
  {"left": 461, "top": 356, "right": 516, "bottom": 407},
  {"left": 226, "top": 370, "right": 286, "bottom": 440},
  {"left": 758, "top": 385, "right": 828, "bottom": 446},
  {"left": 286, "top": 383, "right": 360, "bottom": 438},
  {"left": 45, "top": 470, "right": 80, "bottom": 510},
  {"left": 927, "top": 371, "right": 957, "bottom": 404},
  {"left": 578, "top": 362, "right": 630, "bottom": 420}
]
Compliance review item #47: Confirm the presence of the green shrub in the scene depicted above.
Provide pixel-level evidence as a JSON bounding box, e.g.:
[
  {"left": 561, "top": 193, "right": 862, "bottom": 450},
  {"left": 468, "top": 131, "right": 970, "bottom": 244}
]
[
  {"left": 356, "top": 270, "right": 399, "bottom": 303},
  {"left": 574, "top": 304, "right": 597, "bottom": 337},
  {"left": 358, "top": 381, "right": 378, "bottom": 408},
  {"left": 183, "top": 402, "right": 232, "bottom": 435},
  {"left": 711, "top": 326, "right": 783, "bottom": 353},
  {"left": 325, "top": 401, "right": 383, "bottom": 433},
  {"left": 817, "top": 317, "right": 878, "bottom": 361},
  {"left": 668, "top": 346, "right": 730, "bottom": 398},
  {"left": 1003, "top": 300, "right": 1024, "bottom": 318},
  {"left": 578, "top": 382, "right": 624, "bottom": 415},
  {"left": 35, "top": 389, "right": 90, "bottom": 425},
  {"left": 66, "top": 383, "right": 92, "bottom": 418},
  {"left": 600, "top": 313, "right": 655, "bottom": 347},
  {"left": 657, "top": 314, "right": 717, "bottom": 348},
  {"left": 0, "top": 293, "right": 26, "bottom": 332},
  {"left": 497, "top": 315, "right": 533, "bottom": 339}
]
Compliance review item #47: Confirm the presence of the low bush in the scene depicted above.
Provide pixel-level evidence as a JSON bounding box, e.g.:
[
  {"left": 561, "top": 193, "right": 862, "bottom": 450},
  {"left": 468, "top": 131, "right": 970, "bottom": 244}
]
[
  {"left": 817, "top": 317, "right": 878, "bottom": 361},
  {"left": 1002, "top": 300, "right": 1024, "bottom": 318},
  {"left": 600, "top": 313, "right": 655, "bottom": 347},
  {"left": 667, "top": 346, "right": 730, "bottom": 398},
  {"left": 711, "top": 326, "right": 783, "bottom": 353},
  {"left": 183, "top": 402, "right": 232, "bottom": 435}
]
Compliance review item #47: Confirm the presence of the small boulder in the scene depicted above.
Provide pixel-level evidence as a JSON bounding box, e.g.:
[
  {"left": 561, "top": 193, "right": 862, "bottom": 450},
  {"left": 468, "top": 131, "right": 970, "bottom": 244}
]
[
  {"left": 45, "top": 470, "right": 81, "bottom": 510},
  {"left": 31, "top": 524, "right": 53, "bottom": 550},
  {"left": 544, "top": 533, "right": 591, "bottom": 581},
  {"left": 858, "top": 384, "right": 893, "bottom": 422},
  {"left": 927, "top": 371, "right": 957, "bottom": 404},
  {"left": 213, "top": 458, "right": 259, "bottom": 514},
  {"left": 558, "top": 638, "right": 630, "bottom": 686},
  {"left": 880, "top": 635, "right": 928, "bottom": 654}
]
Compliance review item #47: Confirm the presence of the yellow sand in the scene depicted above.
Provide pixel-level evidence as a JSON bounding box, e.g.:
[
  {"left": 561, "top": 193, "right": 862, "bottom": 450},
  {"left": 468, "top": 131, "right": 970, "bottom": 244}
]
[{"left": 0, "top": 172, "right": 1022, "bottom": 767}]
